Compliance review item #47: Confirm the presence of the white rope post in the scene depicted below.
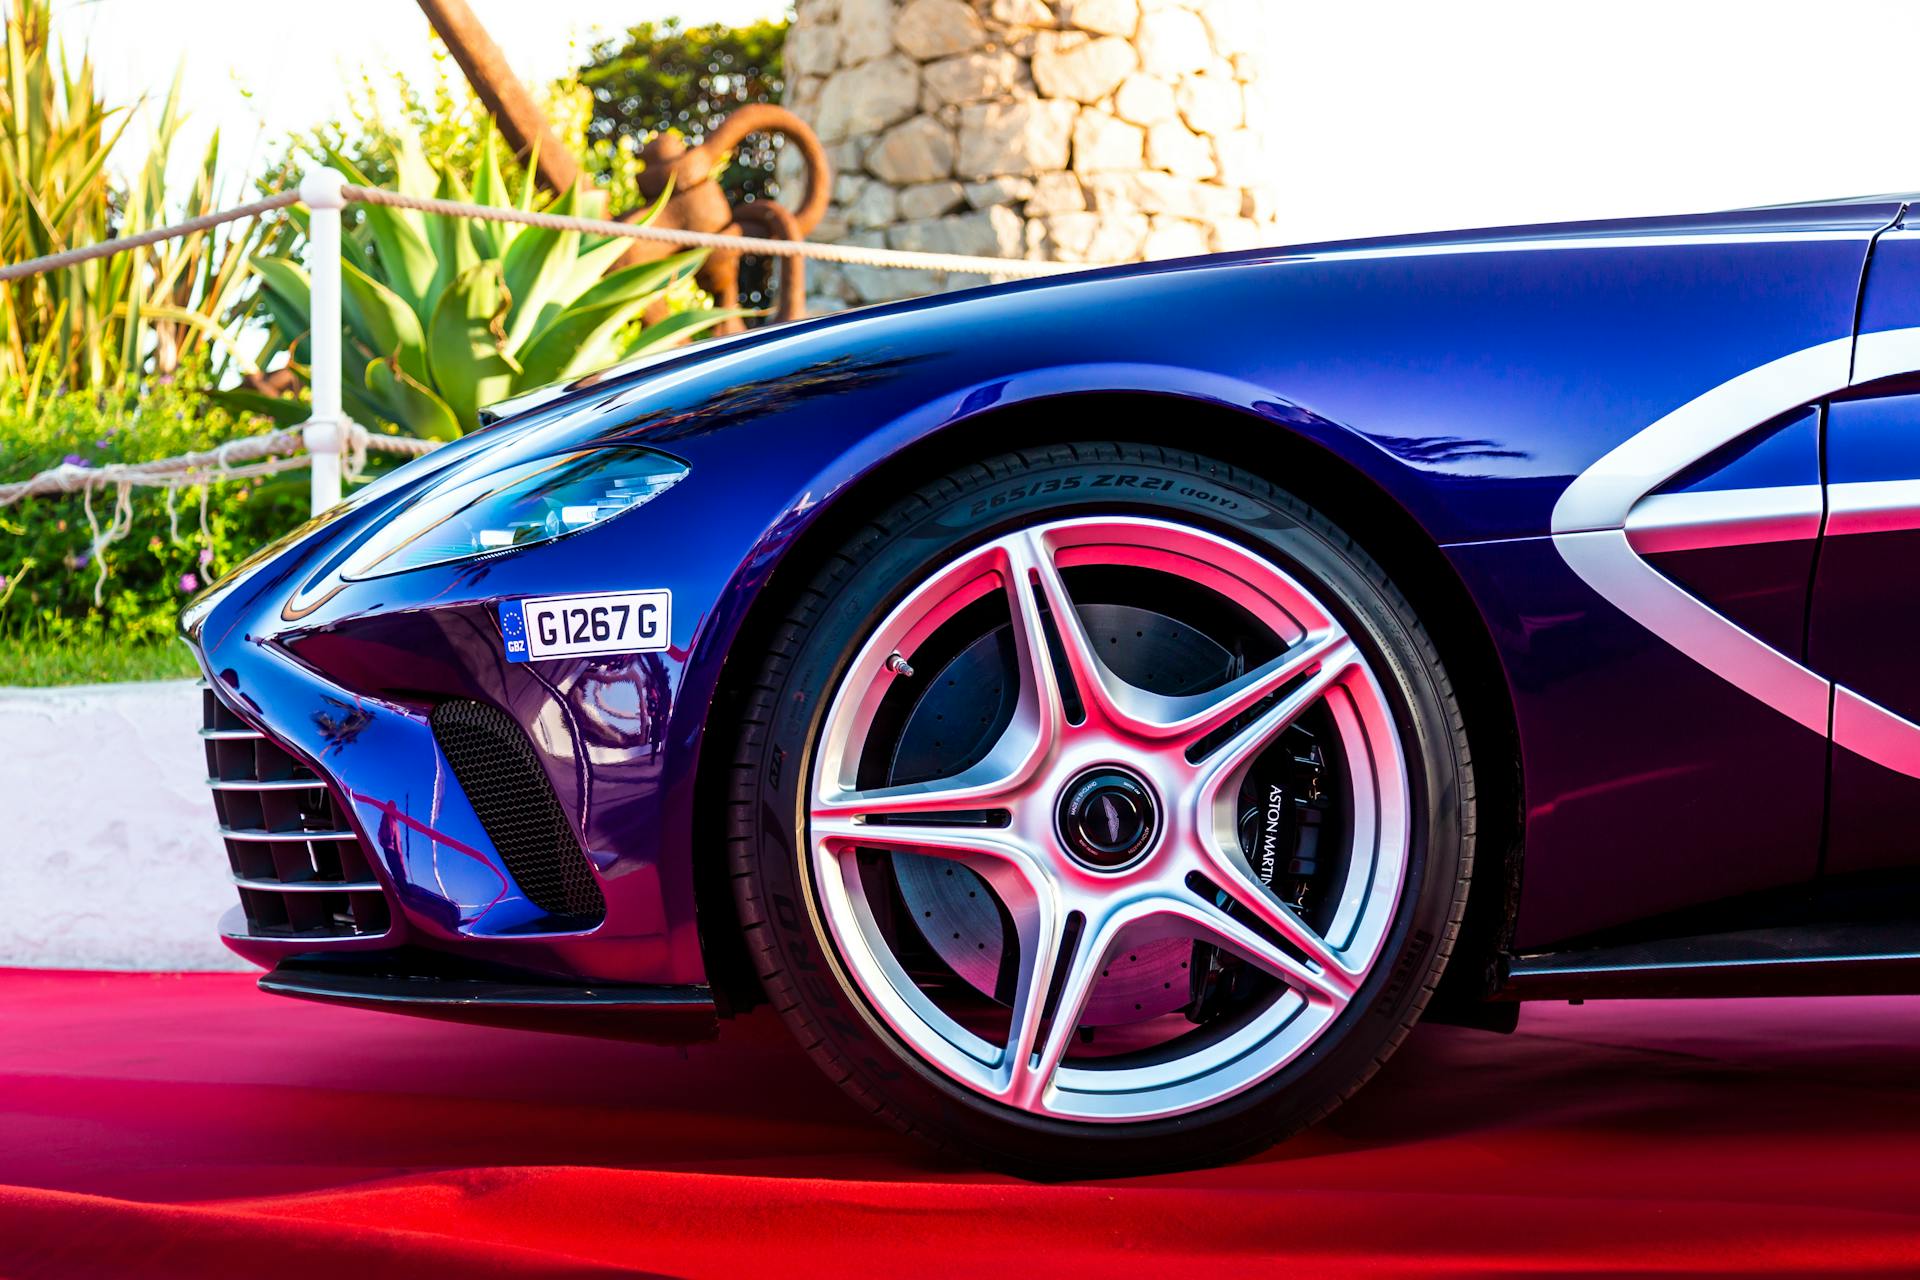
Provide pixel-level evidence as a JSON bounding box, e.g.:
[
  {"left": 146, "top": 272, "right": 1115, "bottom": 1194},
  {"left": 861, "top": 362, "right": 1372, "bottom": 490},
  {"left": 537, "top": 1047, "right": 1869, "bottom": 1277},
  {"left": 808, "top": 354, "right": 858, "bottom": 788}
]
[{"left": 298, "top": 168, "right": 349, "bottom": 514}]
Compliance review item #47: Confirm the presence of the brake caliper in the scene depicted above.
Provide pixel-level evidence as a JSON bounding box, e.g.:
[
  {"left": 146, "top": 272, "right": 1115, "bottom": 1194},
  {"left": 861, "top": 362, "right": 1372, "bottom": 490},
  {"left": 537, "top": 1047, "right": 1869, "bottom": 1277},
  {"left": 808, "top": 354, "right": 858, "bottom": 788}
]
[
  {"left": 1240, "top": 743, "right": 1328, "bottom": 905},
  {"left": 1187, "top": 729, "right": 1333, "bottom": 1021}
]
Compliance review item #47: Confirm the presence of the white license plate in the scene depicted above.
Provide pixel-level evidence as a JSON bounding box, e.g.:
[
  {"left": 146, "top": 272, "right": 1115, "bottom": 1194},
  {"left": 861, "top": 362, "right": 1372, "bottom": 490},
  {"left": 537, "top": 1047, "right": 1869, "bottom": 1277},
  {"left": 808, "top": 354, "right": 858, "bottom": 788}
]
[{"left": 500, "top": 590, "right": 670, "bottom": 662}]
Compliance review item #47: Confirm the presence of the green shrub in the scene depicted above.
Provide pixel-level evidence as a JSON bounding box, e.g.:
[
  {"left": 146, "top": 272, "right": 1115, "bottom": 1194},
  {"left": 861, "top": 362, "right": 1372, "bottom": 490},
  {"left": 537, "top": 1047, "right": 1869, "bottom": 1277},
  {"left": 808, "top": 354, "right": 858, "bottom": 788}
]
[
  {"left": 0, "top": 0, "right": 273, "bottom": 403},
  {"left": 0, "top": 368, "right": 308, "bottom": 646}
]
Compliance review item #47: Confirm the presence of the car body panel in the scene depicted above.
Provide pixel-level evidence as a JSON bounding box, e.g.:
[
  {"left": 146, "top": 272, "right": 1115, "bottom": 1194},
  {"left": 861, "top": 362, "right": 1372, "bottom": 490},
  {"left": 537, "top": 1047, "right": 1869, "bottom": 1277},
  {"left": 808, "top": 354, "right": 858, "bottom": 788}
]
[
  {"left": 1640, "top": 406, "right": 1821, "bottom": 659},
  {"left": 1815, "top": 388, "right": 1920, "bottom": 881},
  {"left": 183, "top": 196, "right": 1916, "bottom": 1002},
  {"left": 1448, "top": 534, "right": 1827, "bottom": 946},
  {"left": 1814, "top": 213, "right": 1920, "bottom": 883},
  {"left": 1856, "top": 216, "right": 1920, "bottom": 373}
]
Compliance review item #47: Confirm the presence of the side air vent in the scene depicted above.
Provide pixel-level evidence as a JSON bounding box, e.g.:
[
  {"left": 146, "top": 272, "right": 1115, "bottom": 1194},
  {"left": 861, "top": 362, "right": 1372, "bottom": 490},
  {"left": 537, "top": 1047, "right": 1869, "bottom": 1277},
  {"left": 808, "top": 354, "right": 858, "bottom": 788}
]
[
  {"left": 429, "top": 699, "right": 607, "bottom": 924},
  {"left": 200, "top": 682, "right": 391, "bottom": 940}
]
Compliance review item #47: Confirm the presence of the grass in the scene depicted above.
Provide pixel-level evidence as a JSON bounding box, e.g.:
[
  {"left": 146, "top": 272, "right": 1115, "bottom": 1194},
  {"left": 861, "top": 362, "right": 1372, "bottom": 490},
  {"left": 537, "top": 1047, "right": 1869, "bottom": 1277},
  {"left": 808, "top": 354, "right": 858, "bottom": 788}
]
[{"left": 0, "top": 634, "right": 197, "bottom": 687}]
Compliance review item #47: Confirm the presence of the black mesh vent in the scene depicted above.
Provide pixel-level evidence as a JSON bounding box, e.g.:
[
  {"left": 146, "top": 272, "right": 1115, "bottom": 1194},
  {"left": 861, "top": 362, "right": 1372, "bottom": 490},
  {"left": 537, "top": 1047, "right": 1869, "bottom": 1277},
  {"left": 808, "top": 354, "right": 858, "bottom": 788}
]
[{"left": 430, "top": 699, "right": 606, "bottom": 923}]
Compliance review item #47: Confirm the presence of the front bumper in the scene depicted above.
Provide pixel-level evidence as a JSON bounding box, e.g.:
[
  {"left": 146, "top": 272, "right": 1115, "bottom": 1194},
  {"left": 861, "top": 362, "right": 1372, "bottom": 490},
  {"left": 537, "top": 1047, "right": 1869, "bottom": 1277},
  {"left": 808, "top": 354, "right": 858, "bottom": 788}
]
[
  {"left": 181, "top": 433, "right": 725, "bottom": 991},
  {"left": 188, "top": 617, "right": 696, "bottom": 985}
]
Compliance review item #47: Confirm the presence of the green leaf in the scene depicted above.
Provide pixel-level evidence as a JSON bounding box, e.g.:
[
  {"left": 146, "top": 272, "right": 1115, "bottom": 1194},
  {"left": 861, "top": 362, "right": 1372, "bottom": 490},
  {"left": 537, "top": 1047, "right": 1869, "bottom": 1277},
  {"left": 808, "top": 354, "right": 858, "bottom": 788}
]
[
  {"left": 511, "top": 305, "right": 628, "bottom": 391},
  {"left": 570, "top": 248, "right": 707, "bottom": 314},
  {"left": 38, "top": 107, "right": 132, "bottom": 233},
  {"left": 207, "top": 388, "right": 308, "bottom": 428},
  {"left": 517, "top": 133, "right": 542, "bottom": 211},
  {"left": 250, "top": 254, "right": 309, "bottom": 306},
  {"left": 559, "top": 307, "right": 741, "bottom": 385},
  {"left": 628, "top": 178, "right": 672, "bottom": 229},
  {"left": 364, "top": 205, "right": 439, "bottom": 329},
  {"left": 556, "top": 231, "right": 635, "bottom": 303},
  {"left": 618, "top": 306, "right": 743, "bottom": 360},
  {"left": 250, "top": 308, "right": 305, "bottom": 371},
  {"left": 341, "top": 379, "right": 396, "bottom": 432},
  {"left": 468, "top": 127, "right": 515, "bottom": 261},
  {"left": 366, "top": 357, "right": 462, "bottom": 441},
  {"left": 249, "top": 255, "right": 413, "bottom": 414},
  {"left": 249, "top": 255, "right": 312, "bottom": 363},
  {"left": 500, "top": 183, "right": 582, "bottom": 350},
  {"left": 426, "top": 261, "right": 519, "bottom": 433},
  {"left": 389, "top": 129, "right": 440, "bottom": 205},
  {"left": 510, "top": 251, "right": 708, "bottom": 389},
  {"left": 426, "top": 165, "right": 479, "bottom": 310},
  {"left": 340, "top": 260, "right": 428, "bottom": 383}
]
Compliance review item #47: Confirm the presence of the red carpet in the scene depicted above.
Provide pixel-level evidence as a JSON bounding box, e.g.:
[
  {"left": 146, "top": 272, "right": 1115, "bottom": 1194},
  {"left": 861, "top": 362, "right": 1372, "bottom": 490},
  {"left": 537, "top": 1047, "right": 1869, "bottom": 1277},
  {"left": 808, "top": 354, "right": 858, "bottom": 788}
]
[{"left": 2, "top": 971, "right": 1919, "bottom": 1276}]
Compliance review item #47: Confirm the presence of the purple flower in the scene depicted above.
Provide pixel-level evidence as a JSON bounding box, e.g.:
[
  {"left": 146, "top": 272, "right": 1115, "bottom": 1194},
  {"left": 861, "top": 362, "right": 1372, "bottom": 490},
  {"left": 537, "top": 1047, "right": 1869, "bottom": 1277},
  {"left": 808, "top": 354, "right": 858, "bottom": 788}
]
[
  {"left": 179, "top": 572, "right": 199, "bottom": 593},
  {"left": 68, "top": 551, "right": 90, "bottom": 571},
  {"left": 62, "top": 454, "right": 89, "bottom": 468},
  {"left": 198, "top": 547, "right": 214, "bottom": 567}
]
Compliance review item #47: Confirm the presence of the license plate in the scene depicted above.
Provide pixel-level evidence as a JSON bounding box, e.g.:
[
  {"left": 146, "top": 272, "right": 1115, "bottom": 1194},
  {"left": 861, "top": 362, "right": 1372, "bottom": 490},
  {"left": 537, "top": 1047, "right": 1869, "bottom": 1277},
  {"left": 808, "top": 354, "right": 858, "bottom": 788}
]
[{"left": 500, "top": 589, "right": 670, "bottom": 662}]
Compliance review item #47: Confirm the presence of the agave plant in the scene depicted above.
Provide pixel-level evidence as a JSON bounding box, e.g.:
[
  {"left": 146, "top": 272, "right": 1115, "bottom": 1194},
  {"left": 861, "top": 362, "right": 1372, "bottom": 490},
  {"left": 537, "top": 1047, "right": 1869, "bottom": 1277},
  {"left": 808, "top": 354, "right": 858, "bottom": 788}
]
[
  {"left": 247, "top": 131, "right": 734, "bottom": 439},
  {"left": 0, "top": 0, "right": 270, "bottom": 407}
]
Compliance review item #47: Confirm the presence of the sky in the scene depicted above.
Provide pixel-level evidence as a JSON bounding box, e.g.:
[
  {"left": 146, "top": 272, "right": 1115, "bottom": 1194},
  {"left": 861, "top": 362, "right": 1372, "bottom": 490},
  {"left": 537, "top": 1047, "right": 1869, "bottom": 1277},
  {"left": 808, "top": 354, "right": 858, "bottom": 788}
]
[
  {"left": 43, "top": 0, "right": 1920, "bottom": 246},
  {"left": 1269, "top": 1, "right": 1920, "bottom": 243},
  {"left": 53, "top": 0, "right": 788, "bottom": 196}
]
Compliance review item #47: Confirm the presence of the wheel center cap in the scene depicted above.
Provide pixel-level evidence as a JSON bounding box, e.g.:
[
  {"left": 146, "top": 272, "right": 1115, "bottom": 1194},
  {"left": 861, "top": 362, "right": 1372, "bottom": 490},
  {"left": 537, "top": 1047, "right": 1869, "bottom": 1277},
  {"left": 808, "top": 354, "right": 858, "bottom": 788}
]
[{"left": 1057, "top": 767, "right": 1158, "bottom": 871}]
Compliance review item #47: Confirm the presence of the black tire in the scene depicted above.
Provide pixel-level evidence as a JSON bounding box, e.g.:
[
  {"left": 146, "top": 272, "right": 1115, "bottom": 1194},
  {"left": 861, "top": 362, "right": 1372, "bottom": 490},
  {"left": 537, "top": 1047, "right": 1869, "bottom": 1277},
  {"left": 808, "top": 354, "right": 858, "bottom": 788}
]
[{"left": 726, "top": 441, "right": 1474, "bottom": 1177}]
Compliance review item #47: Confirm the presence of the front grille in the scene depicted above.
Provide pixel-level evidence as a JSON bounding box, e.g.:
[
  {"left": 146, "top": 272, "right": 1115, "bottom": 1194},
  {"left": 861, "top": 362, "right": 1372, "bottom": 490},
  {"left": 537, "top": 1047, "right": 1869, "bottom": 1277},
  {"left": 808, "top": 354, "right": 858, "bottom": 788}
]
[
  {"left": 430, "top": 699, "right": 606, "bottom": 923},
  {"left": 201, "top": 683, "right": 390, "bottom": 939}
]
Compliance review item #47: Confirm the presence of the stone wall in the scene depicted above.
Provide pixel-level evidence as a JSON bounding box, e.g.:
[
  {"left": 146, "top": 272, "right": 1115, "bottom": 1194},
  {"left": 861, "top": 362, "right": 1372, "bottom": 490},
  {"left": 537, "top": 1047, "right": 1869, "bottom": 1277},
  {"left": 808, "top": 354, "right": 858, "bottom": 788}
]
[{"left": 781, "top": 0, "right": 1280, "bottom": 310}]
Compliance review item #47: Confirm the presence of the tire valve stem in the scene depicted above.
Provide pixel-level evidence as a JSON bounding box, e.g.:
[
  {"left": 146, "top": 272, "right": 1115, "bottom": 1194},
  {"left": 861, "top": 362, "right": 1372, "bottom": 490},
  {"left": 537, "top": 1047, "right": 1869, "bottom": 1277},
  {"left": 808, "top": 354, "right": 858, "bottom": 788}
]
[{"left": 885, "top": 652, "right": 915, "bottom": 679}]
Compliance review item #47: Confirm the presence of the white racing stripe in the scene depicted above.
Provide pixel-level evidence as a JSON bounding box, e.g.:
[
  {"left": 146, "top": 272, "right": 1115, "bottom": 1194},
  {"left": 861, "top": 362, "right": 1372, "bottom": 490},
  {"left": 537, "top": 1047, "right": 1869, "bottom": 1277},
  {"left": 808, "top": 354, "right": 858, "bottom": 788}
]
[
  {"left": 1623, "top": 485, "right": 1823, "bottom": 555},
  {"left": 1825, "top": 479, "right": 1920, "bottom": 538},
  {"left": 1550, "top": 325, "right": 1920, "bottom": 775}
]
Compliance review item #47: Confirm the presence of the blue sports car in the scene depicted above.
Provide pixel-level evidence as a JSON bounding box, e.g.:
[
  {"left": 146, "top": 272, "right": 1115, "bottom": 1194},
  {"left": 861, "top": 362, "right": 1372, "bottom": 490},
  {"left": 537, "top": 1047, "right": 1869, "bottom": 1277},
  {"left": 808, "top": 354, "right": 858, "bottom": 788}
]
[{"left": 184, "top": 194, "right": 1920, "bottom": 1174}]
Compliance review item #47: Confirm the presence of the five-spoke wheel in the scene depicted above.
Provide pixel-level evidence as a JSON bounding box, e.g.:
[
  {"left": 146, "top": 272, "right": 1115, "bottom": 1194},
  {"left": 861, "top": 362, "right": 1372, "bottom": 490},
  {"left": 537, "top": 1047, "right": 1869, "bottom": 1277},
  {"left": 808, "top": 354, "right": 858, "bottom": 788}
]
[
  {"left": 809, "top": 516, "right": 1407, "bottom": 1120},
  {"left": 731, "top": 445, "right": 1471, "bottom": 1174}
]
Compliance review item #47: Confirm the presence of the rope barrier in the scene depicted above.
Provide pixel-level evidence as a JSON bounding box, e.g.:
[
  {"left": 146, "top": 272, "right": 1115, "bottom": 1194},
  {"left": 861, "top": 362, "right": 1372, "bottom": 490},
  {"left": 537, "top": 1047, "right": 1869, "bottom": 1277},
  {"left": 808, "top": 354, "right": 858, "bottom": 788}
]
[
  {"left": 342, "top": 185, "right": 1082, "bottom": 279},
  {"left": 0, "top": 192, "right": 300, "bottom": 285},
  {"left": 0, "top": 184, "right": 1084, "bottom": 292},
  {"left": 0, "top": 424, "right": 436, "bottom": 603},
  {"left": 0, "top": 425, "right": 439, "bottom": 509}
]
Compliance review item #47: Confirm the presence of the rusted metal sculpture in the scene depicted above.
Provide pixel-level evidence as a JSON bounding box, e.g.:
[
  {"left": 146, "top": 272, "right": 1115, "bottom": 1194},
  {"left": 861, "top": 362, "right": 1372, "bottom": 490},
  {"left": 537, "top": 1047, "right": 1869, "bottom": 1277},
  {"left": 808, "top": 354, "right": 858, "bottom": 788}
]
[
  {"left": 415, "top": 0, "right": 830, "bottom": 331},
  {"left": 629, "top": 110, "right": 830, "bottom": 323}
]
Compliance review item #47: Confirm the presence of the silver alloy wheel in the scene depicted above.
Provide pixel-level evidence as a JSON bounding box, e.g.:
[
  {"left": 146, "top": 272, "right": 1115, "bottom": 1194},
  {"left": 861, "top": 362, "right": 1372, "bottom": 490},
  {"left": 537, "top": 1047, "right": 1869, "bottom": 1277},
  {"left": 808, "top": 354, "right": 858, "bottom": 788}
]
[{"left": 807, "top": 516, "right": 1412, "bottom": 1123}]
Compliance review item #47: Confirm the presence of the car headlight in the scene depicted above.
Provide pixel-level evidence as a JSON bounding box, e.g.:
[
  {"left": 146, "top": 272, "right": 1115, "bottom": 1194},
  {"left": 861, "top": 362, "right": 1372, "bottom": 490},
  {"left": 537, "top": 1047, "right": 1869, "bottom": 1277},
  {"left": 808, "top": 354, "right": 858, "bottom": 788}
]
[{"left": 340, "top": 445, "right": 688, "bottom": 580}]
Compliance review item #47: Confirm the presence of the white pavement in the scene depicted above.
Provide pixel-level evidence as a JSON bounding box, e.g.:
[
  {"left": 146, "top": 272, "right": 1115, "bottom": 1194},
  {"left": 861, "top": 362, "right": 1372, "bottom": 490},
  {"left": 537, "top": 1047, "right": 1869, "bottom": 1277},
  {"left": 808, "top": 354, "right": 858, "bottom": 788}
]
[{"left": 0, "top": 680, "right": 246, "bottom": 971}]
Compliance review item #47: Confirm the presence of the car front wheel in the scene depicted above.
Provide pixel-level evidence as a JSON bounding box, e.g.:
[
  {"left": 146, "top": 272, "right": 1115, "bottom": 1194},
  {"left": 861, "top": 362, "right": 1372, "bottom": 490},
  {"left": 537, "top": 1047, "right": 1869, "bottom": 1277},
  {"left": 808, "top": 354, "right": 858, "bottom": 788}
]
[{"left": 728, "top": 441, "right": 1474, "bottom": 1176}]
